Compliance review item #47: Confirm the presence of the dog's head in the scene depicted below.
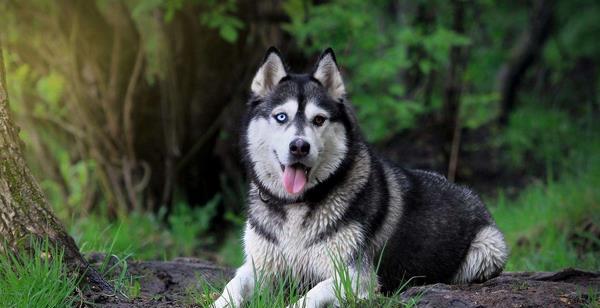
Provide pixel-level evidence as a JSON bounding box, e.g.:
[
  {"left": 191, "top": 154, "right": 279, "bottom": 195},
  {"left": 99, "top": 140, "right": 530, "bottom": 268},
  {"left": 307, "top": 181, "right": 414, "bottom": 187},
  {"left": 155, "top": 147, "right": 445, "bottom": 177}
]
[{"left": 243, "top": 47, "right": 357, "bottom": 200}]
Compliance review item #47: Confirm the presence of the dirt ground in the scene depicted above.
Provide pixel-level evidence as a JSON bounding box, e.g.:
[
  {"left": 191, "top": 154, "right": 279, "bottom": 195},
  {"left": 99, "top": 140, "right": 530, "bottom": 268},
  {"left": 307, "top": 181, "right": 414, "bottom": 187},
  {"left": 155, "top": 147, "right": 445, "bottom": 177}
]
[
  {"left": 402, "top": 269, "right": 600, "bottom": 307},
  {"left": 84, "top": 254, "right": 599, "bottom": 307}
]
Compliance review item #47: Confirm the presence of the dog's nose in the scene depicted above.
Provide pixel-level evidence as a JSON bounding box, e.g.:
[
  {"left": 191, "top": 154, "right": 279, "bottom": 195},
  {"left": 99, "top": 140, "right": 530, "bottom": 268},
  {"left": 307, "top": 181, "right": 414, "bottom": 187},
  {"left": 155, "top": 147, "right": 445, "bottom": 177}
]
[{"left": 289, "top": 138, "right": 310, "bottom": 157}]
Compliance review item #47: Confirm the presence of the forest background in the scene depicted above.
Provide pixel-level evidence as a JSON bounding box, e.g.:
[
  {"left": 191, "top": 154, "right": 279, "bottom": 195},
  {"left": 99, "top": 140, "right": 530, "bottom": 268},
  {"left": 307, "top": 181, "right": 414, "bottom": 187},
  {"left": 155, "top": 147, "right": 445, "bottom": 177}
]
[{"left": 0, "top": 1, "right": 598, "bottom": 300}]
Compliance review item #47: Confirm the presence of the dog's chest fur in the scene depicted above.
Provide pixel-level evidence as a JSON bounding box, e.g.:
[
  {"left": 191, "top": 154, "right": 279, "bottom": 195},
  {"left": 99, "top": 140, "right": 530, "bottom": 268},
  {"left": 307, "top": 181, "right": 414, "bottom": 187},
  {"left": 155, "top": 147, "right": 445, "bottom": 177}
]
[
  {"left": 245, "top": 196, "right": 364, "bottom": 284},
  {"left": 244, "top": 149, "right": 373, "bottom": 283}
]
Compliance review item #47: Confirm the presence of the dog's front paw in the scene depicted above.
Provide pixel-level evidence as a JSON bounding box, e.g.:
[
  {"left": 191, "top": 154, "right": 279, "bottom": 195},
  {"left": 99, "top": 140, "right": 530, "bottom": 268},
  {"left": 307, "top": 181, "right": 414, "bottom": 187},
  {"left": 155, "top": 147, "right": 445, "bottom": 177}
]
[{"left": 287, "top": 295, "right": 337, "bottom": 308}]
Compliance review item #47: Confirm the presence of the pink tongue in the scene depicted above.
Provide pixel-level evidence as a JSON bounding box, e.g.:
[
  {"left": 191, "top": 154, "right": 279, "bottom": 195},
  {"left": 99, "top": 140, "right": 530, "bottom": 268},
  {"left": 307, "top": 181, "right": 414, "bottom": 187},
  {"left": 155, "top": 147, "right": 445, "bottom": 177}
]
[{"left": 282, "top": 165, "right": 307, "bottom": 194}]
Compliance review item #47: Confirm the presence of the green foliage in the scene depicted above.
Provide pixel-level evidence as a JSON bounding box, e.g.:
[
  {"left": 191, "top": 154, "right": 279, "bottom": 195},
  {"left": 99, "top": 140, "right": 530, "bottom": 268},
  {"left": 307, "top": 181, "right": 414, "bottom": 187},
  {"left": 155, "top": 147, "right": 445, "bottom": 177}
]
[
  {"left": 284, "top": 0, "right": 471, "bottom": 141},
  {"left": 72, "top": 212, "right": 169, "bottom": 260},
  {"left": 499, "top": 105, "right": 578, "bottom": 170},
  {"left": 169, "top": 194, "right": 221, "bottom": 256},
  {"left": 130, "top": 0, "right": 243, "bottom": 43},
  {"left": 43, "top": 154, "right": 98, "bottom": 221},
  {"left": 217, "top": 201, "right": 247, "bottom": 266},
  {"left": 461, "top": 92, "right": 500, "bottom": 129},
  {"left": 199, "top": 0, "right": 244, "bottom": 43},
  {"left": 284, "top": 0, "right": 600, "bottom": 143},
  {"left": 34, "top": 72, "right": 65, "bottom": 115},
  {"left": 5, "top": 53, "right": 99, "bottom": 221},
  {"left": 0, "top": 240, "right": 80, "bottom": 308},
  {"left": 553, "top": 1, "right": 600, "bottom": 60},
  {"left": 217, "top": 229, "right": 244, "bottom": 266},
  {"left": 70, "top": 194, "right": 222, "bottom": 260},
  {"left": 127, "top": 0, "right": 245, "bottom": 84}
]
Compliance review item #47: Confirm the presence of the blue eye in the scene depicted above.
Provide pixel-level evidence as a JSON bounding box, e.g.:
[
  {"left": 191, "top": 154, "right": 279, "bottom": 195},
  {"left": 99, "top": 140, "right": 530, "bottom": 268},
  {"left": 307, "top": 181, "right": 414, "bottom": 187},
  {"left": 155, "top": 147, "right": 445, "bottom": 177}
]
[{"left": 274, "top": 113, "right": 288, "bottom": 123}]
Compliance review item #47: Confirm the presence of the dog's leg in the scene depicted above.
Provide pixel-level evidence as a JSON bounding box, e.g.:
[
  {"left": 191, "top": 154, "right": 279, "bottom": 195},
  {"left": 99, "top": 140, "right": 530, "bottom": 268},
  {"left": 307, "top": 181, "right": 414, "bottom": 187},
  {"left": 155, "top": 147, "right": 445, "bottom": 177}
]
[
  {"left": 287, "top": 263, "right": 375, "bottom": 308},
  {"left": 288, "top": 277, "right": 338, "bottom": 308},
  {"left": 213, "top": 263, "right": 256, "bottom": 308}
]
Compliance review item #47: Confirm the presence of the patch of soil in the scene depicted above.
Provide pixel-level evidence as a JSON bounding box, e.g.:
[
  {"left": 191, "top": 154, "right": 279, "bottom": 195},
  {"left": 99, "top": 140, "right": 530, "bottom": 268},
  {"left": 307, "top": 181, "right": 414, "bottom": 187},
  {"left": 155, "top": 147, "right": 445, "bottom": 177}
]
[
  {"left": 84, "top": 255, "right": 599, "bottom": 307},
  {"left": 402, "top": 269, "right": 600, "bottom": 307},
  {"left": 84, "top": 254, "right": 233, "bottom": 307}
]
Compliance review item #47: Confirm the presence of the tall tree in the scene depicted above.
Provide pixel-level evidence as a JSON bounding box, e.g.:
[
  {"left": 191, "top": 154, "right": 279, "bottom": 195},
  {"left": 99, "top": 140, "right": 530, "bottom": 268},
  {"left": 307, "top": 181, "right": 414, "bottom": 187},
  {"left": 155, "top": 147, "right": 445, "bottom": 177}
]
[{"left": 0, "top": 47, "right": 115, "bottom": 295}]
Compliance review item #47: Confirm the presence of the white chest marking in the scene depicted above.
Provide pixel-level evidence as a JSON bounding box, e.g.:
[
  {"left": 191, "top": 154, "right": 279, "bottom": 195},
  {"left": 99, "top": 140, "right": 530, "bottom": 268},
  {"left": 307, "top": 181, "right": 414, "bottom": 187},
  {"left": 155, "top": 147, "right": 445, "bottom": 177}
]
[{"left": 245, "top": 204, "right": 364, "bottom": 284}]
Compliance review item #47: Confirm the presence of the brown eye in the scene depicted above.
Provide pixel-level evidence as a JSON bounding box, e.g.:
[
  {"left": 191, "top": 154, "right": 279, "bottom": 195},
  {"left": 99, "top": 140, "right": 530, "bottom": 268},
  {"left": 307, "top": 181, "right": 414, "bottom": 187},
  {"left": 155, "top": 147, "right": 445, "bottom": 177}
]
[{"left": 313, "top": 115, "right": 326, "bottom": 126}]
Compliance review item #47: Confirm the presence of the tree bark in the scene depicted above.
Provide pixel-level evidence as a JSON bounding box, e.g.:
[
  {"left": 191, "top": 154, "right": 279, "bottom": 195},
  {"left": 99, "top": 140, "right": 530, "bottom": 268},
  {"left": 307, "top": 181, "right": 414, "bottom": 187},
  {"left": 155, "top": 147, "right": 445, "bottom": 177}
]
[{"left": 0, "top": 47, "right": 116, "bottom": 296}]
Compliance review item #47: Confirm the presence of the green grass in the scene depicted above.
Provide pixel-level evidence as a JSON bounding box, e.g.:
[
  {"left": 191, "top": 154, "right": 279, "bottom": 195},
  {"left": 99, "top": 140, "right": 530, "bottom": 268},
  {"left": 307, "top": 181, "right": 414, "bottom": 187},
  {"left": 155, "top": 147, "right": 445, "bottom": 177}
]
[
  {"left": 328, "top": 251, "right": 422, "bottom": 308},
  {"left": 188, "top": 262, "right": 421, "bottom": 308},
  {"left": 0, "top": 240, "right": 80, "bottom": 308},
  {"left": 491, "top": 140, "right": 600, "bottom": 271},
  {"left": 93, "top": 233, "right": 139, "bottom": 299},
  {"left": 71, "top": 211, "right": 172, "bottom": 260},
  {"left": 185, "top": 271, "right": 305, "bottom": 307},
  {"left": 580, "top": 287, "right": 600, "bottom": 308}
]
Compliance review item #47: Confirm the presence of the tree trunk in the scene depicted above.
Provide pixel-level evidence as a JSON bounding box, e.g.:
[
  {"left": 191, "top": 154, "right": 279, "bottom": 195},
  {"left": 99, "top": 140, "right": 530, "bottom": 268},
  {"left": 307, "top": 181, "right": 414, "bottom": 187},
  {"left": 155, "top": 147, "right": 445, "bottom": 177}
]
[
  {"left": 0, "top": 48, "right": 116, "bottom": 296},
  {"left": 497, "top": 0, "right": 554, "bottom": 125},
  {"left": 445, "top": 0, "right": 468, "bottom": 182}
]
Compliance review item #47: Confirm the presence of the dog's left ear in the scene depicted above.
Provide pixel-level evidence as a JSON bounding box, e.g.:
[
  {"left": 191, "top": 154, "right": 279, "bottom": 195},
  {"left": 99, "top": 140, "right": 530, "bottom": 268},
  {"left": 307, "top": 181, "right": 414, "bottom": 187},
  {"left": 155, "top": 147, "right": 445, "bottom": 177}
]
[{"left": 313, "top": 48, "right": 346, "bottom": 100}]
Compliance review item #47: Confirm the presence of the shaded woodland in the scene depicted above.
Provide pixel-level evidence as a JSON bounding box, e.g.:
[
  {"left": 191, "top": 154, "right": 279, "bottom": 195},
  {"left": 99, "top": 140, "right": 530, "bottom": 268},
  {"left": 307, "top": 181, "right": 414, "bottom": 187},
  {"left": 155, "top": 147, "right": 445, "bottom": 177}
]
[{"left": 3, "top": 0, "right": 598, "bottom": 213}]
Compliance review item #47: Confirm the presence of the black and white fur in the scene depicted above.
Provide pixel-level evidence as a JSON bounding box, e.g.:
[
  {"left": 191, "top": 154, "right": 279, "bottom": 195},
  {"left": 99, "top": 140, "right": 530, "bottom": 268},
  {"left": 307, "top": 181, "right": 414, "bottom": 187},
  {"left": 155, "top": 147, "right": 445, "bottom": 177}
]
[{"left": 213, "top": 48, "right": 508, "bottom": 308}]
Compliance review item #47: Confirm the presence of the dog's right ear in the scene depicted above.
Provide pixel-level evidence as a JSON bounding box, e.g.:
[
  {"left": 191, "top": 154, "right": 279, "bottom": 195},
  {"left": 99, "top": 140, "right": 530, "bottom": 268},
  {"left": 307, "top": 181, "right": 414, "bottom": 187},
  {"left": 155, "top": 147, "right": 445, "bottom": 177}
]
[{"left": 251, "top": 47, "right": 288, "bottom": 97}]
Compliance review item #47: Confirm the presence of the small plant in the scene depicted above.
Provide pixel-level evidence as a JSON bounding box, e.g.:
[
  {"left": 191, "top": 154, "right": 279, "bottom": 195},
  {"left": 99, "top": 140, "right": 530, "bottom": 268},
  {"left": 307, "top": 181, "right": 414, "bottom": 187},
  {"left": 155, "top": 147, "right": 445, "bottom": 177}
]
[
  {"left": 583, "top": 287, "right": 600, "bottom": 308},
  {"left": 329, "top": 246, "right": 422, "bottom": 308},
  {"left": 72, "top": 211, "right": 170, "bottom": 260},
  {"left": 184, "top": 277, "right": 221, "bottom": 307},
  {"left": 128, "top": 280, "right": 142, "bottom": 299},
  {"left": 70, "top": 194, "right": 224, "bottom": 261},
  {"left": 511, "top": 281, "right": 529, "bottom": 292},
  {"left": 169, "top": 194, "right": 222, "bottom": 256},
  {"left": 0, "top": 239, "right": 80, "bottom": 307}
]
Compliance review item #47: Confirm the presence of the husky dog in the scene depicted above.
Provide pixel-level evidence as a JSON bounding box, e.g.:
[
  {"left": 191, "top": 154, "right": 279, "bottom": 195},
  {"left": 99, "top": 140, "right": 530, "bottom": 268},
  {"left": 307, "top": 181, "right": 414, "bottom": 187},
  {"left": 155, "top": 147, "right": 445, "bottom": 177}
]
[{"left": 213, "top": 47, "right": 508, "bottom": 308}]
